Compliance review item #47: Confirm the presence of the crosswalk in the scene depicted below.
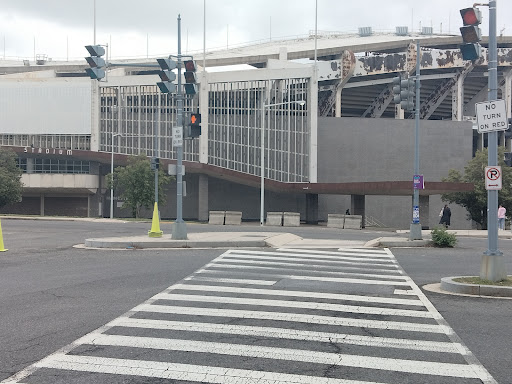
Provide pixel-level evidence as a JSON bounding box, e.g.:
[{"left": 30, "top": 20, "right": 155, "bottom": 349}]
[{"left": 3, "top": 247, "right": 496, "bottom": 384}]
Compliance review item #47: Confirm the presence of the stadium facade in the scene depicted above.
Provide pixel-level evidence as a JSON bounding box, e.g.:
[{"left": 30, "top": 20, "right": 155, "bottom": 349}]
[{"left": 1, "top": 31, "right": 512, "bottom": 229}]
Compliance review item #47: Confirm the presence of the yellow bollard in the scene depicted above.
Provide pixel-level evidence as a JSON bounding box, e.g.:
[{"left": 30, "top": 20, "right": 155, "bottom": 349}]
[
  {"left": 0, "top": 219, "right": 7, "bottom": 252},
  {"left": 148, "top": 202, "right": 163, "bottom": 238}
]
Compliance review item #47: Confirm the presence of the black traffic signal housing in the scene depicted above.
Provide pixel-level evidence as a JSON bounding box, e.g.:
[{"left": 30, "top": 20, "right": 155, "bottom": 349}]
[
  {"left": 185, "top": 113, "right": 201, "bottom": 139},
  {"left": 459, "top": 7, "right": 482, "bottom": 61},
  {"left": 392, "top": 74, "right": 415, "bottom": 111},
  {"left": 85, "top": 45, "right": 106, "bottom": 80},
  {"left": 150, "top": 157, "right": 160, "bottom": 170},
  {"left": 183, "top": 60, "right": 198, "bottom": 95},
  {"left": 156, "top": 58, "right": 177, "bottom": 94}
]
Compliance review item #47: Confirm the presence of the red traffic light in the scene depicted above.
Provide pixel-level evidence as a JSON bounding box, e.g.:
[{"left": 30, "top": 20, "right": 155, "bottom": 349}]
[
  {"left": 184, "top": 60, "right": 196, "bottom": 72},
  {"left": 190, "top": 113, "right": 201, "bottom": 125},
  {"left": 460, "top": 8, "right": 481, "bottom": 26}
]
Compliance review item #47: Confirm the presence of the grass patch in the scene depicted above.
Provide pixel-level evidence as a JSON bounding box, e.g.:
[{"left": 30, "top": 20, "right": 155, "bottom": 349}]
[{"left": 453, "top": 276, "right": 512, "bottom": 286}]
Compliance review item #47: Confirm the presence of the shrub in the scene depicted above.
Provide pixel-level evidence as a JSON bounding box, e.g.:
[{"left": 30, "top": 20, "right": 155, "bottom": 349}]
[{"left": 431, "top": 226, "right": 457, "bottom": 247}]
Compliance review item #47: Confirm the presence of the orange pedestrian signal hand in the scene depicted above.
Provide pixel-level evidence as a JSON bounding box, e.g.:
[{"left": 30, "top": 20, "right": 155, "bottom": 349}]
[{"left": 191, "top": 115, "right": 197, "bottom": 124}]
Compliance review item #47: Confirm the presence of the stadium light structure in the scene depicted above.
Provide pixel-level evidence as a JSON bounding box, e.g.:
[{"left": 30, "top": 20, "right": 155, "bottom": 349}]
[{"left": 459, "top": 7, "right": 482, "bottom": 61}]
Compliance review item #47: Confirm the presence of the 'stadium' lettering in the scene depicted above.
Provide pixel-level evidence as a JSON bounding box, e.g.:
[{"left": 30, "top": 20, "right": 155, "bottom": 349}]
[{"left": 22, "top": 147, "right": 73, "bottom": 156}]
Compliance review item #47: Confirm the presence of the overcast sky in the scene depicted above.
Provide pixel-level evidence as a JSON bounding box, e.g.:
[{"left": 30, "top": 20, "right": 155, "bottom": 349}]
[{"left": 1, "top": 0, "right": 511, "bottom": 62}]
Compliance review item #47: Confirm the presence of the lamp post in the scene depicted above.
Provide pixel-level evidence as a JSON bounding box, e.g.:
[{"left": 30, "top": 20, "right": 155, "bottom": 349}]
[
  {"left": 260, "top": 100, "right": 306, "bottom": 226},
  {"left": 110, "top": 132, "right": 122, "bottom": 219}
]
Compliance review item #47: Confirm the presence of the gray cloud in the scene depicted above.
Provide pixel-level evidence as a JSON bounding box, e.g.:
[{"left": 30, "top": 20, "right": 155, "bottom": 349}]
[{"left": 1, "top": 0, "right": 510, "bottom": 60}]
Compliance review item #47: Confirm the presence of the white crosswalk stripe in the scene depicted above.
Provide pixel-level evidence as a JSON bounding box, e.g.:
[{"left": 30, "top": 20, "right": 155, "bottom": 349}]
[{"left": 2, "top": 247, "right": 497, "bottom": 384}]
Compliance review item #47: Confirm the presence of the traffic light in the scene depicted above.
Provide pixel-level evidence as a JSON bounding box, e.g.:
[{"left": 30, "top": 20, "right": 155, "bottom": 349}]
[
  {"left": 150, "top": 157, "right": 160, "bottom": 170},
  {"left": 85, "top": 45, "right": 106, "bottom": 80},
  {"left": 392, "top": 74, "right": 415, "bottom": 111},
  {"left": 156, "top": 58, "right": 177, "bottom": 94},
  {"left": 185, "top": 113, "right": 201, "bottom": 139},
  {"left": 459, "top": 7, "right": 482, "bottom": 61},
  {"left": 183, "top": 60, "right": 197, "bottom": 95}
]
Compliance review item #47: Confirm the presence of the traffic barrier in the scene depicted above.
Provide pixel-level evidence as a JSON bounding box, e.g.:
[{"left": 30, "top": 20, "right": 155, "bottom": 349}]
[
  {"left": 208, "top": 211, "right": 225, "bottom": 225},
  {"left": 327, "top": 214, "right": 345, "bottom": 228},
  {"left": 283, "top": 212, "right": 300, "bottom": 227},
  {"left": 344, "top": 215, "right": 363, "bottom": 229},
  {"left": 148, "top": 202, "right": 163, "bottom": 237},
  {"left": 266, "top": 212, "right": 283, "bottom": 226},
  {"left": 224, "top": 211, "right": 242, "bottom": 225}
]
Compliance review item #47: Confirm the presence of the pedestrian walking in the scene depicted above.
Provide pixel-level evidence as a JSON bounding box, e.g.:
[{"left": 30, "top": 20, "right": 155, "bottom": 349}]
[
  {"left": 439, "top": 204, "right": 451, "bottom": 228},
  {"left": 498, "top": 204, "right": 506, "bottom": 230}
]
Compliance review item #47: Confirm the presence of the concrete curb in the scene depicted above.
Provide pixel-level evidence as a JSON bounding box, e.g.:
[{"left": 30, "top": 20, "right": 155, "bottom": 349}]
[
  {"left": 366, "top": 237, "right": 433, "bottom": 247},
  {"left": 84, "top": 236, "right": 268, "bottom": 249},
  {"left": 440, "top": 276, "right": 512, "bottom": 297}
]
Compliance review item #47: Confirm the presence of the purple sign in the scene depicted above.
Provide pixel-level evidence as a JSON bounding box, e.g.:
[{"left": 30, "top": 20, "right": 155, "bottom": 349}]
[{"left": 413, "top": 175, "right": 424, "bottom": 189}]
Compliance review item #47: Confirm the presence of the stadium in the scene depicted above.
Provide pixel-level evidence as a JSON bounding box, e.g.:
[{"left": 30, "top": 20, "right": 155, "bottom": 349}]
[{"left": 1, "top": 28, "right": 511, "bottom": 229}]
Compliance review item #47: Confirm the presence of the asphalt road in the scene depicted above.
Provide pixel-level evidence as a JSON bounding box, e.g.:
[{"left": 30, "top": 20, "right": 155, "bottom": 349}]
[
  {"left": 394, "top": 237, "right": 512, "bottom": 384},
  {"left": 0, "top": 218, "right": 510, "bottom": 383}
]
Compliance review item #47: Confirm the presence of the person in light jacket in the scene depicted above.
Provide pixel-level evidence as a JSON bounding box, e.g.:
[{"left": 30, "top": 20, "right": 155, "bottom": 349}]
[
  {"left": 498, "top": 204, "right": 506, "bottom": 230},
  {"left": 439, "top": 205, "right": 451, "bottom": 228}
]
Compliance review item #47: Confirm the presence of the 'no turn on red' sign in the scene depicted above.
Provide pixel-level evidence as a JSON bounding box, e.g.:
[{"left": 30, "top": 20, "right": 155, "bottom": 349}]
[
  {"left": 475, "top": 99, "right": 508, "bottom": 133},
  {"left": 485, "top": 166, "right": 502, "bottom": 191}
]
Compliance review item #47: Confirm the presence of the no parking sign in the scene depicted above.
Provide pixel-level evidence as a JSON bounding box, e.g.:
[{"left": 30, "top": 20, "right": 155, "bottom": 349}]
[{"left": 485, "top": 166, "right": 502, "bottom": 190}]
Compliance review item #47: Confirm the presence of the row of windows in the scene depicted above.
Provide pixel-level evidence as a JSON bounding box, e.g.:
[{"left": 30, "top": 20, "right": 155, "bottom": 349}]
[
  {"left": 0, "top": 135, "right": 90, "bottom": 150},
  {"left": 16, "top": 158, "right": 91, "bottom": 174}
]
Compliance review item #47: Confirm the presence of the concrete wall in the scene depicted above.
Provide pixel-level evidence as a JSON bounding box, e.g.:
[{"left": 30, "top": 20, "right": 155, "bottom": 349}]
[{"left": 317, "top": 117, "right": 474, "bottom": 229}]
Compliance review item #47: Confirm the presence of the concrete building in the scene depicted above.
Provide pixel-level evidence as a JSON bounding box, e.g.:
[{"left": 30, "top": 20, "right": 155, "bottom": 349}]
[{"left": 1, "top": 31, "right": 511, "bottom": 229}]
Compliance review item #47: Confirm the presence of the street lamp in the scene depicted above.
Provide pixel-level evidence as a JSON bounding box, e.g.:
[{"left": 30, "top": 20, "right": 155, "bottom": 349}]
[
  {"left": 110, "top": 132, "right": 123, "bottom": 219},
  {"left": 260, "top": 100, "right": 306, "bottom": 226}
]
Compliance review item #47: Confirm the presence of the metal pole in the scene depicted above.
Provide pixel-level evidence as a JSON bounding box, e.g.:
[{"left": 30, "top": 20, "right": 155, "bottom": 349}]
[
  {"left": 154, "top": 98, "right": 159, "bottom": 206},
  {"left": 314, "top": 0, "right": 318, "bottom": 63},
  {"left": 110, "top": 134, "right": 114, "bottom": 219},
  {"left": 410, "top": 40, "right": 422, "bottom": 240},
  {"left": 93, "top": 0, "right": 96, "bottom": 45},
  {"left": 203, "top": 0, "right": 206, "bottom": 70},
  {"left": 172, "top": 14, "right": 188, "bottom": 239},
  {"left": 260, "top": 102, "right": 265, "bottom": 226},
  {"left": 482, "top": 0, "right": 505, "bottom": 281}
]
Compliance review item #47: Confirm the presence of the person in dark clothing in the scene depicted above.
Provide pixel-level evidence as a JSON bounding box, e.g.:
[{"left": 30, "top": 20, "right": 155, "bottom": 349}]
[
  {"left": 439, "top": 205, "right": 451, "bottom": 227},
  {"left": 345, "top": 209, "right": 350, "bottom": 215}
]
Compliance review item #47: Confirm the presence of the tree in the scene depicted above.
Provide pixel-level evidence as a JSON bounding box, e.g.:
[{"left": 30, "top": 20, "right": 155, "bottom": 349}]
[
  {"left": 107, "top": 154, "right": 173, "bottom": 218},
  {"left": 0, "top": 148, "right": 23, "bottom": 209},
  {"left": 441, "top": 147, "right": 512, "bottom": 229}
]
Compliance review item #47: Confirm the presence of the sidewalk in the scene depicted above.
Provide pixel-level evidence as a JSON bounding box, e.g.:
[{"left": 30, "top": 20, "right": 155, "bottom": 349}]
[{"left": 4, "top": 214, "right": 511, "bottom": 249}]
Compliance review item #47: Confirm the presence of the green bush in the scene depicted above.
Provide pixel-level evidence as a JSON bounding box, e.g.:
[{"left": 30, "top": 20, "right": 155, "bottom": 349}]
[{"left": 431, "top": 226, "right": 457, "bottom": 247}]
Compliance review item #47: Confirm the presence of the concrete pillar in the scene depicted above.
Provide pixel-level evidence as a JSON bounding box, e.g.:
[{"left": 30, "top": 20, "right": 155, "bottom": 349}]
[
  {"left": 198, "top": 174, "right": 209, "bottom": 222},
  {"left": 305, "top": 193, "right": 319, "bottom": 225},
  {"left": 40, "top": 193, "right": 45, "bottom": 216},
  {"left": 452, "top": 75, "right": 464, "bottom": 121},
  {"left": 26, "top": 158, "right": 34, "bottom": 174},
  {"left": 419, "top": 195, "right": 430, "bottom": 229},
  {"left": 335, "top": 87, "right": 342, "bottom": 117},
  {"left": 351, "top": 194, "right": 365, "bottom": 228},
  {"left": 395, "top": 104, "right": 404, "bottom": 119}
]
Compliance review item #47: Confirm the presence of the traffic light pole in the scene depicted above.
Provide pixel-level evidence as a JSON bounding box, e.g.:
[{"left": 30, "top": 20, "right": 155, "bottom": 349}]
[
  {"left": 172, "top": 14, "right": 188, "bottom": 240},
  {"left": 482, "top": 0, "right": 505, "bottom": 280},
  {"left": 409, "top": 40, "right": 422, "bottom": 240}
]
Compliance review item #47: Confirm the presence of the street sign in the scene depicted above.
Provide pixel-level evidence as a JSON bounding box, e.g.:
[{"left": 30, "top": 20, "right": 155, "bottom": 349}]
[
  {"left": 485, "top": 166, "right": 502, "bottom": 190},
  {"left": 413, "top": 174, "right": 424, "bottom": 189},
  {"left": 475, "top": 99, "right": 508, "bottom": 133},
  {"left": 172, "top": 126, "right": 183, "bottom": 147},
  {"left": 412, "top": 205, "right": 420, "bottom": 224}
]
